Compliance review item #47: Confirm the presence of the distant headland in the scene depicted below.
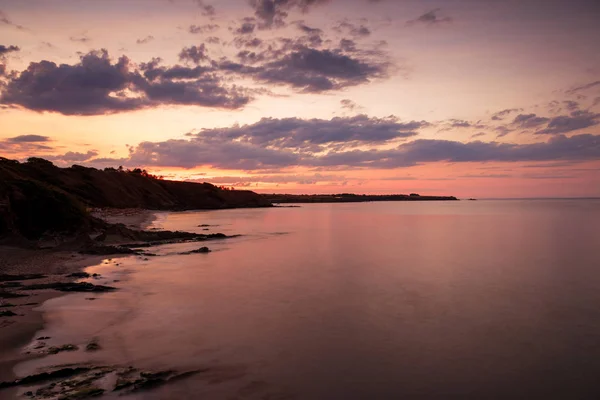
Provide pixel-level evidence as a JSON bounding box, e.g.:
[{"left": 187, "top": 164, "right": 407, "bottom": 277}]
[{"left": 263, "top": 193, "right": 458, "bottom": 203}]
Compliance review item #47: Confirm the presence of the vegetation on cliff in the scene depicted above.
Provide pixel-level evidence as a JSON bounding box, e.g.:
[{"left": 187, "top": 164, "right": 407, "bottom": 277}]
[{"left": 0, "top": 157, "right": 270, "bottom": 240}]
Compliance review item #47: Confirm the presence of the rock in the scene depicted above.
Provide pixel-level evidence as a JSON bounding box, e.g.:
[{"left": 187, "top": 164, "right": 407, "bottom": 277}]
[
  {"left": 37, "top": 336, "right": 51, "bottom": 340},
  {"left": 0, "top": 310, "right": 17, "bottom": 317},
  {"left": 180, "top": 247, "right": 211, "bottom": 255},
  {"left": 47, "top": 344, "right": 78, "bottom": 354},
  {"left": 0, "top": 274, "right": 45, "bottom": 282},
  {"left": 0, "top": 367, "right": 90, "bottom": 389},
  {"left": 1, "top": 282, "right": 22, "bottom": 288},
  {"left": 21, "top": 282, "right": 117, "bottom": 293},
  {"left": 80, "top": 245, "right": 139, "bottom": 255},
  {"left": 0, "top": 290, "right": 27, "bottom": 299},
  {"left": 67, "top": 272, "right": 90, "bottom": 278},
  {"left": 60, "top": 386, "right": 104, "bottom": 399},
  {"left": 85, "top": 340, "right": 101, "bottom": 352}
]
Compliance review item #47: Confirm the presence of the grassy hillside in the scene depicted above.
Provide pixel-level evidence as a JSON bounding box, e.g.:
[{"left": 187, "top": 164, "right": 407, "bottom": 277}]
[{"left": 0, "top": 157, "right": 271, "bottom": 240}]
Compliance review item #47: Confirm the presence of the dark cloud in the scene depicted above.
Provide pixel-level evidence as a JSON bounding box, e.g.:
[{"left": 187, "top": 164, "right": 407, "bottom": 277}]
[
  {"left": 178, "top": 44, "right": 210, "bottom": 64},
  {"left": 190, "top": 115, "right": 426, "bottom": 151},
  {"left": 127, "top": 138, "right": 300, "bottom": 170},
  {"left": 491, "top": 108, "right": 521, "bottom": 121},
  {"left": 6, "top": 134, "right": 50, "bottom": 143},
  {"left": 0, "top": 45, "right": 20, "bottom": 57},
  {"left": 136, "top": 35, "right": 155, "bottom": 45},
  {"left": 106, "top": 131, "right": 600, "bottom": 171},
  {"left": 513, "top": 113, "right": 550, "bottom": 128},
  {"left": 249, "top": 46, "right": 389, "bottom": 92},
  {"left": 0, "top": 49, "right": 250, "bottom": 115},
  {"left": 314, "top": 134, "right": 600, "bottom": 168},
  {"left": 339, "top": 39, "right": 357, "bottom": 52},
  {"left": 407, "top": 9, "right": 452, "bottom": 26},
  {"left": 189, "top": 24, "right": 219, "bottom": 34},
  {"left": 1, "top": 32, "right": 392, "bottom": 114},
  {"left": 236, "top": 21, "right": 256, "bottom": 34},
  {"left": 536, "top": 110, "right": 600, "bottom": 135},
  {"left": 495, "top": 126, "right": 513, "bottom": 138},
  {"left": 340, "top": 99, "right": 360, "bottom": 111},
  {"left": 563, "top": 100, "right": 579, "bottom": 111}
]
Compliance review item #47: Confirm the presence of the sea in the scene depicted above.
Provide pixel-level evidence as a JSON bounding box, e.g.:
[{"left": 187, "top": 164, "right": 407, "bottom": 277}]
[{"left": 14, "top": 199, "right": 600, "bottom": 399}]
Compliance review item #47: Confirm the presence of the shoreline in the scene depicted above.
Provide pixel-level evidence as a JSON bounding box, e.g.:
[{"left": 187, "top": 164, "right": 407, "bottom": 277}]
[{"left": 0, "top": 209, "right": 156, "bottom": 387}]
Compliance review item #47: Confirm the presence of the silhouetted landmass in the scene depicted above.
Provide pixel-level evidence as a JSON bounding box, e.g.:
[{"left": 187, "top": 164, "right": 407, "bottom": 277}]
[
  {"left": 263, "top": 193, "right": 458, "bottom": 204},
  {"left": 0, "top": 157, "right": 270, "bottom": 240}
]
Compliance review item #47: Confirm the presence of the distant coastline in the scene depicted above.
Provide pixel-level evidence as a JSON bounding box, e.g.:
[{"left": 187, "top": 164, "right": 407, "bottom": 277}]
[{"left": 262, "top": 193, "right": 458, "bottom": 204}]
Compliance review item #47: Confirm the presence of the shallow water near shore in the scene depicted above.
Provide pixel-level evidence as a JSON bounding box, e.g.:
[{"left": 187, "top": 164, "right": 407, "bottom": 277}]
[{"left": 14, "top": 200, "right": 600, "bottom": 398}]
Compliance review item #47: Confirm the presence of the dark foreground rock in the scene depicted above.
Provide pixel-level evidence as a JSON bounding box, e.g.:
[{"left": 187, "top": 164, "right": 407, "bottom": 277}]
[
  {"left": 0, "top": 365, "right": 202, "bottom": 398},
  {"left": 0, "top": 367, "right": 91, "bottom": 389},
  {"left": 20, "top": 282, "right": 116, "bottom": 293},
  {"left": 180, "top": 247, "right": 211, "bottom": 255},
  {"left": 0, "top": 274, "right": 46, "bottom": 282}
]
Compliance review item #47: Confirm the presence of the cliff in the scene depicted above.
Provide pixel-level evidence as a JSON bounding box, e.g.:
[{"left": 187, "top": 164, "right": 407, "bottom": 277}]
[{"left": 0, "top": 157, "right": 271, "bottom": 240}]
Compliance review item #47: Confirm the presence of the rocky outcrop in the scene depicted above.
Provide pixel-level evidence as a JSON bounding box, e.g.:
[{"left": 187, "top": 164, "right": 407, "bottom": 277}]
[{"left": 0, "top": 157, "right": 271, "bottom": 240}]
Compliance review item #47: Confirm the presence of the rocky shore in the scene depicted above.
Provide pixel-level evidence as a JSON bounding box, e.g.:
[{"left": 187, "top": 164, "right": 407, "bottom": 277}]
[{"left": 0, "top": 208, "right": 242, "bottom": 399}]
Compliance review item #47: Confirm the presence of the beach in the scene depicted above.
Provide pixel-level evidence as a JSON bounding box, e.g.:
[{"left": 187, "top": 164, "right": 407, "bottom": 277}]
[{"left": 0, "top": 209, "right": 155, "bottom": 384}]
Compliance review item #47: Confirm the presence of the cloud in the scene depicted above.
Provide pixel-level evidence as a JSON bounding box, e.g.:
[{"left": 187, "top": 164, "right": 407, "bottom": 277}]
[
  {"left": 189, "top": 115, "right": 427, "bottom": 152},
  {"left": 333, "top": 21, "right": 371, "bottom": 37},
  {"left": 0, "top": 49, "right": 250, "bottom": 115},
  {"left": 566, "top": 80, "right": 600, "bottom": 95},
  {"left": 193, "top": 0, "right": 216, "bottom": 16},
  {"left": 236, "top": 21, "right": 256, "bottom": 35},
  {"left": 188, "top": 24, "right": 219, "bottom": 34},
  {"left": 0, "top": 10, "right": 26, "bottom": 30},
  {"left": 47, "top": 150, "right": 99, "bottom": 163},
  {"left": 1, "top": 33, "right": 393, "bottom": 114},
  {"left": 491, "top": 108, "right": 521, "bottom": 121},
  {"left": 246, "top": 45, "right": 390, "bottom": 92},
  {"left": 178, "top": 44, "right": 209, "bottom": 64},
  {"left": 70, "top": 35, "right": 91, "bottom": 43},
  {"left": 136, "top": 35, "right": 155, "bottom": 44},
  {"left": 250, "top": 0, "right": 331, "bottom": 29},
  {"left": 313, "top": 134, "right": 600, "bottom": 168},
  {"left": 340, "top": 99, "right": 361, "bottom": 111},
  {"left": 512, "top": 113, "right": 550, "bottom": 128},
  {"left": 100, "top": 131, "right": 600, "bottom": 171},
  {"left": 0, "top": 135, "right": 53, "bottom": 155},
  {"left": 0, "top": 45, "right": 20, "bottom": 58},
  {"left": 206, "top": 172, "right": 345, "bottom": 185},
  {"left": 6, "top": 134, "right": 50, "bottom": 143},
  {"left": 536, "top": 110, "right": 600, "bottom": 135},
  {"left": 407, "top": 9, "right": 452, "bottom": 25},
  {"left": 126, "top": 138, "right": 300, "bottom": 170}
]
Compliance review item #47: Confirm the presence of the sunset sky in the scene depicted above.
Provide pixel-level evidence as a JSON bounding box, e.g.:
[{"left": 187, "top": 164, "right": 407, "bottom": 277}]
[{"left": 1, "top": 0, "right": 599, "bottom": 198}]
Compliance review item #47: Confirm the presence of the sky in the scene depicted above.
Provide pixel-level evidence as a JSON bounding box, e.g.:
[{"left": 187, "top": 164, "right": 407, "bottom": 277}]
[{"left": 1, "top": 0, "right": 599, "bottom": 198}]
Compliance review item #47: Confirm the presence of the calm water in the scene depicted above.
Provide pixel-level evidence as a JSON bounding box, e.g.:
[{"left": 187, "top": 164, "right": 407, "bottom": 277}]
[{"left": 17, "top": 200, "right": 600, "bottom": 399}]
